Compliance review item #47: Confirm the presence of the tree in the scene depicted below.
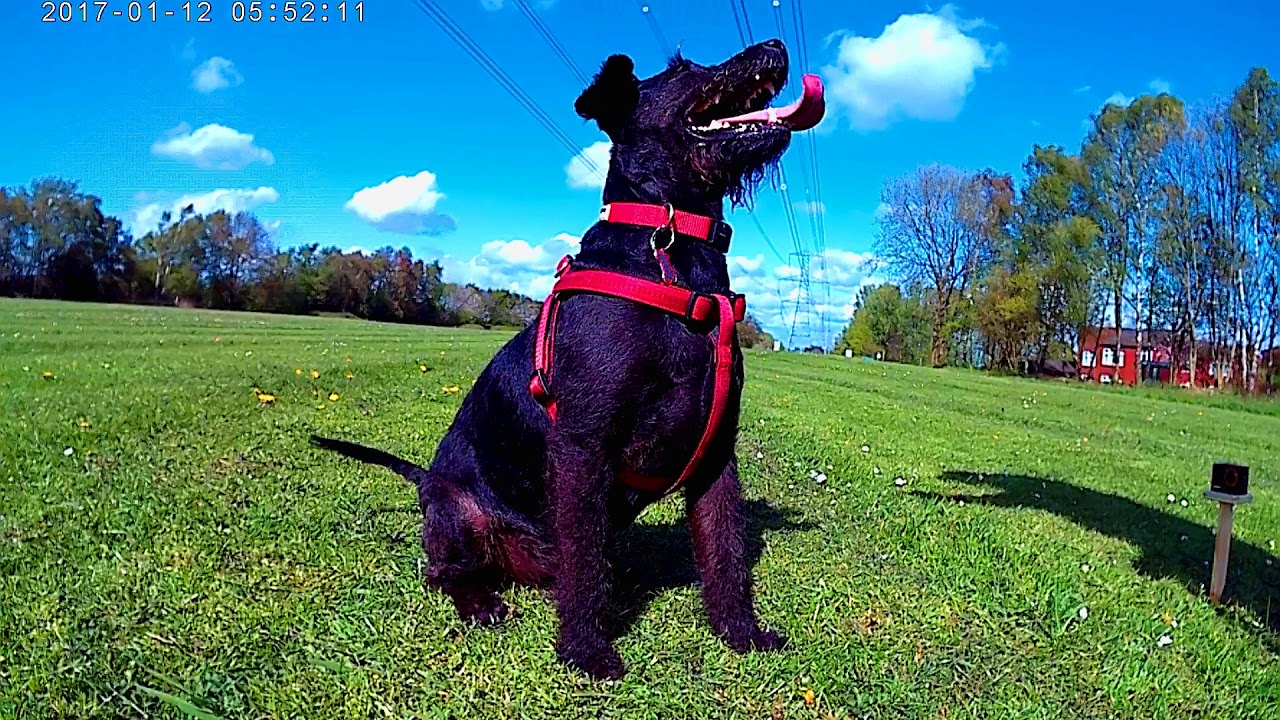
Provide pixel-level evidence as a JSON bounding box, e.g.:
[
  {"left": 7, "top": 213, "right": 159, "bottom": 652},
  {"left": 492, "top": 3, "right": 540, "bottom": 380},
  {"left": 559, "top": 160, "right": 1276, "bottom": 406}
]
[
  {"left": 1227, "top": 67, "right": 1280, "bottom": 392},
  {"left": 834, "top": 283, "right": 930, "bottom": 364},
  {"left": 1082, "top": 94, "right": 1187, "bottom": 383},
  {"left": 736, "top": 314, "right": 776, "bottom": 350},
  {"left": 1002, "top": 146, "right": 1102, "bottom": 367},
  {"left": 874, "top": 165, "right": 1011, "bottom": 366}
]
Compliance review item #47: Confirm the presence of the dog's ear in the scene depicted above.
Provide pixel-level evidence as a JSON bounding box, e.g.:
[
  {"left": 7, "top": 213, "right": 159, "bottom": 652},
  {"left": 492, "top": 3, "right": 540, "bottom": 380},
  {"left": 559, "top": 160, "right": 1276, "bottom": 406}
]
[{"left": 574, "top": 54, "right": 639, "bottom": 141}]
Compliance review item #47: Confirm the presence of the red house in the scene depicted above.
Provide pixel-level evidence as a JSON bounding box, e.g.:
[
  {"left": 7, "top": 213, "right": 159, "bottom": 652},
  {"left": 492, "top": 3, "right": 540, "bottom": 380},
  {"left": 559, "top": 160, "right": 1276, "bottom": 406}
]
[{"left": 1077, "top": 326, "right": 1228, "bottom": 387}]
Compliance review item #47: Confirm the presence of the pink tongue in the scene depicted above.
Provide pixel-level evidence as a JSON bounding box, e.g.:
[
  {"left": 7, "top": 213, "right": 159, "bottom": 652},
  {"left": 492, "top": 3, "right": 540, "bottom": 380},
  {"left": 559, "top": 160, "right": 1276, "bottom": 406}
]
[{"left": 711, "top": 74, "right": 826, "bottom": 131}]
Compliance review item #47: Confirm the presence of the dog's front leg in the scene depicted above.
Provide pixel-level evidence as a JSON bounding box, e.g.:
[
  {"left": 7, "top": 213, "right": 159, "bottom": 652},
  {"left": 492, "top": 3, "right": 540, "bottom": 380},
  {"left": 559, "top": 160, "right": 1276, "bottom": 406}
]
[
  {"left": 687, "top": 457, "right": 788, "bottom": 653},
  {"left": 548, "top": 431, "right": 626, "bottom": 680}
]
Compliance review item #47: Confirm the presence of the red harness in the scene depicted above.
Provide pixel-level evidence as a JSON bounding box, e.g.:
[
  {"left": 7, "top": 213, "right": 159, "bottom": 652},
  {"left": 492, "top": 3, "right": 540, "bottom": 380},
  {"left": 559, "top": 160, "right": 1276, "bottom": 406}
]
[{"left": 529, "top": 202, "right": 746, "bottom": 495}]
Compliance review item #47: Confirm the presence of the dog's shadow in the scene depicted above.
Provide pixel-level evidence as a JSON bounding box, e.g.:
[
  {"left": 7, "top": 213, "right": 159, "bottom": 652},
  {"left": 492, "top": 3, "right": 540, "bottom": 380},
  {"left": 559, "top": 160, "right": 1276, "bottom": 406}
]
[
  {"left": 608, "top": 499, "right": 814, "bottom": 637},
  {"left": 915, "top": 471, "right": 1280, "bottom": 648}
]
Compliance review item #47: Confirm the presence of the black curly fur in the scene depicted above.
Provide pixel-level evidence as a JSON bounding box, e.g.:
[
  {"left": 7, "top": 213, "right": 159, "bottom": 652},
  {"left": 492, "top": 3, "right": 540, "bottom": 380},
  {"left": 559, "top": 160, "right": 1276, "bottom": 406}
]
[{"left": 313, "top": 39, "right": 799, "bottom": 680}]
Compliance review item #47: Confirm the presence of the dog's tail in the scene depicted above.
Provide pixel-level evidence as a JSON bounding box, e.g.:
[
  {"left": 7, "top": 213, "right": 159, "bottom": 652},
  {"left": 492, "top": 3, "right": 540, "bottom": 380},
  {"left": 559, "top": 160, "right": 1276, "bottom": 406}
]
[{"left": 309, "top": 435, "right": 431, "bottom": 485}]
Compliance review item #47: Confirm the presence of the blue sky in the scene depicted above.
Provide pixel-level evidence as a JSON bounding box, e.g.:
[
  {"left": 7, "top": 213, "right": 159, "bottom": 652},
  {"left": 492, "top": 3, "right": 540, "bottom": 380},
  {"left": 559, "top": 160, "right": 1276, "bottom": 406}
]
[{"left": 2, "top": 1, "right": 1277, "bottom": 347}]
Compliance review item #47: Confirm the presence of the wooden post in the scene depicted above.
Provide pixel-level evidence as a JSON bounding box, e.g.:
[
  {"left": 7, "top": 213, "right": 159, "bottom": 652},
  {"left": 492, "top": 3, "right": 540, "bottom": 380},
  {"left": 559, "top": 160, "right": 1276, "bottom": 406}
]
[
  {"left": 1205, "top": 463, "right": 1252, "bottom": 605},
  {"left": 1209, "top": 501, "right": 1236, "bottom": 604}
]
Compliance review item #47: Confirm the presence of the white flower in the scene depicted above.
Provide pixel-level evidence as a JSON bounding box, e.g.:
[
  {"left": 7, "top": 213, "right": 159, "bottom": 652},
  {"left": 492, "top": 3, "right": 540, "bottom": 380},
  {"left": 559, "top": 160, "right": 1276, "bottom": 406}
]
[
  {"left": 1078, "top": 606, "right": 1088, "bottom": 620},
  {"left": 1166, "top": 494, "right": 1176, "bottom": 503},
  {"left": 1157, "top": 634, "right": 1173, "bottom": 648},
  {"left": 1081, "top": 564, "right": 1091, "bottom": 572},
  {"left": 1180, "top": 499, "right": 1188, "bottom": 507},
  {"left": 62, "top": 447, "right": 74, "bottom": 456},
  {"left": 861, "top": 445, "right": 870, "bottom": 453},
  {"left": 815, "top": 473, "right": 827, "bottom": 484},
  {"left": 894, "top": 477, "right": 906, "bottom": 487},
  {"left": 958, "top": 500, "right": 965, "bottom": 507},
  {"left": 755, "top": 451, "right": 764, "bottom": 460},
  {"left": 873, "top": 467, "right": 882, "bottom": 475}
]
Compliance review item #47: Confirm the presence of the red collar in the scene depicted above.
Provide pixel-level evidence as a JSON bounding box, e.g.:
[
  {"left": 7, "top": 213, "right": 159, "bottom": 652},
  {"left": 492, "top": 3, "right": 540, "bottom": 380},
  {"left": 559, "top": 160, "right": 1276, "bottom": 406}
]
[{"left": 599, "top": 202, "right": 733, "bottom": 253}]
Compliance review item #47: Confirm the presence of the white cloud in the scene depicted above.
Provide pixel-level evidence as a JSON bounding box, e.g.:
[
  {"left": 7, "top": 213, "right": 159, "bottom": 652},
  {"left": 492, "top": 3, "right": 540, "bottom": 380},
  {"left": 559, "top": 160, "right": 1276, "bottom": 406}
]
[
  {"left": 727, "top": 249, "right": 881, "bottom": 348},
  {"left": 482, "top": 0, "right": 555, "bottom": 9},
  {"left": 442, "top": 233, "right": 580, "bottom": 298},
  {"left": 180, "top": 39, "right": 197, "bottom": 61},
  {"left": 192, "top": 57, "right": 243, "bottom": 93},
  {"left": 1073, "top": 85, "right": 1093, "bottom": 94},
  {"left": 131, "top": 186, "right": 280, "bottom": 233},
  {"left": 344, "top": 171, "right": 458, "bottom": 235},
  {"left": 822, "top": 4, "right": 999, "bottom": 130},
  {"left": 1104, "top": 92, "right": 1133, "bottom": 107},
  {"left": 152, "top": 123, "right": 274, "bottom": 170},
  {"left": 794, "top": 200, "right": 826, "bottom": 215},
  {"left": 1148, "top": 78, "right": 1172, "bottom": 94},
  {"left": 566, "top": 141, "right": 611, "bottom": 190}
]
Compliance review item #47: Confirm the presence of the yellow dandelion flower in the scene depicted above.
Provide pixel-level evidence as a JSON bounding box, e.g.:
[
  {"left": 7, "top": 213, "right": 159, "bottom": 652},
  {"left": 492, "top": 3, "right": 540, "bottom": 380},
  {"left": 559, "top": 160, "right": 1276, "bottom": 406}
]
[
  {"left": 440, "top": 351, "right": 446, "bottom": 356},
  {"left": 256, "top": 392, "right": 276, "bottom": 404},
  {"left": 309, "top": 370, "right": 320, "bottom": 379},
  {"left": 344, "top": 371, "right": 354, "bottom": 380},
  {"left": 803, "top": 688, "right": 816, "bottom": 706},
  {"left": 442, "top": 385, "right": 461, "bottom": 394},
  {"left": 419, "top": 364, "right": 429, "bottom": 373},
  {"left": 295, "top": 368, "right": 303, "bottom": 376},
  {"left": 78, "top": 418, "right": 92, "bottom": 429},
  {"left": 328, "top": 392, "right": 340, "bottom": 402},
  {"left": 41, "top": 371, "right": 55, "bottom": 380},
  {"left": 213, "top": 336, "right": 221, "bottom": 343}
]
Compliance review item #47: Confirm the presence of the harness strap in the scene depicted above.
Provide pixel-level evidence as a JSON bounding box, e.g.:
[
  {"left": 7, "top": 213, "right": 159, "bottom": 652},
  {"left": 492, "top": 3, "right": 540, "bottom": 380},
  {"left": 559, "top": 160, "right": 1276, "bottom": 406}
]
[
  {"left": 599, "top": 202, "right": 733, "bottom": 253},
  {"left": 529, "top": 260, "right": 745, "bottom": 496}
]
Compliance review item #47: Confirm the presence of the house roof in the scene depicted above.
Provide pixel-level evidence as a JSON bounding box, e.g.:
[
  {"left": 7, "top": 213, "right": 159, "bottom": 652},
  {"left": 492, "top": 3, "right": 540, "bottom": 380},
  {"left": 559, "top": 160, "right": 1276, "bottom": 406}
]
[{"left": 1082, "top": 327, "right": 1172, "bottom": 348}]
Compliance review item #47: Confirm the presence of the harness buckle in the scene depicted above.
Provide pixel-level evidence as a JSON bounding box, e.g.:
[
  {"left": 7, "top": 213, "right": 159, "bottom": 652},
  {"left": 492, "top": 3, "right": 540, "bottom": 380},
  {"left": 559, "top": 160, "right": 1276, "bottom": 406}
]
[
  {"left": 555, "top": 255, "right": 573, "bottom": 277},
  {"left": 708, "top": 220, "right": 733, "bottom": 253},
  {"left": 685, "top": 292, "right": 714, "bottom": 321}
]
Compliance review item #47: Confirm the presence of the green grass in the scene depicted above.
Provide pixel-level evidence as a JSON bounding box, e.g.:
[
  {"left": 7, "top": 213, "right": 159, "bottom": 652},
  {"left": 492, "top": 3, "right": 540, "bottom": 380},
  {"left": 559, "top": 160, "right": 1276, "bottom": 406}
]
[{"left": 2, "top": 297, "right": 1278, "bottom": 719}]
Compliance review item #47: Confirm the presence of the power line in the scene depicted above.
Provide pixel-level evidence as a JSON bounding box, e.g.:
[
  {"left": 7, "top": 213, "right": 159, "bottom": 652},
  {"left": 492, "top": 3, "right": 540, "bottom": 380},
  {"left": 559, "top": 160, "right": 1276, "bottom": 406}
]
[
  {"left": 728, "top": 0, "right": 748, "bottom": 48},
  {"left": 409, "top": 0, "right": 602, "bottom": 179},
  {"left": 634, "top": 1, "right": 673, "bottom": 57},
  {"left": 747, "top": 207, "right": 787, "bottom": 264},
  {"left": 512, "top": 0, "right": 590, "bottom": 86},
  {"left": 736, "top": 0, "right": 755, "bottom": 43}
]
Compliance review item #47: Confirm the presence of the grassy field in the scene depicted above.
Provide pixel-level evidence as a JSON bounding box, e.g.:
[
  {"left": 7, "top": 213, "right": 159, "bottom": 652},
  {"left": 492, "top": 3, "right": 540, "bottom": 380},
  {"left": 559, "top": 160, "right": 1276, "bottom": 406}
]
[{"left": 1, "top": 298, "right": 1278, "bottom": 719}]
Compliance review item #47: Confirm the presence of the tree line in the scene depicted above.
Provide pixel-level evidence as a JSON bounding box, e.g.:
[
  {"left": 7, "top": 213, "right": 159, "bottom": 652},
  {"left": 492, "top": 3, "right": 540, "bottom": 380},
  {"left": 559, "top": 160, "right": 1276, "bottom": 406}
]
[
  {"left": 838, "top": 66, "right": 1280, "bottom": 394},
  {"left": 0, "top": 177, "right": 778, "bottom": 348}
]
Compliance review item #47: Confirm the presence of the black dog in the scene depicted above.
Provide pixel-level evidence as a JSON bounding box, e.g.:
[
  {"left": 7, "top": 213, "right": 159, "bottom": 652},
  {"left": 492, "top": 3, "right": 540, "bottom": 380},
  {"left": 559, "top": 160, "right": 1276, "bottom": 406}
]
[{"left": 313, "top": 39, "right": 824, "bottom": 679}]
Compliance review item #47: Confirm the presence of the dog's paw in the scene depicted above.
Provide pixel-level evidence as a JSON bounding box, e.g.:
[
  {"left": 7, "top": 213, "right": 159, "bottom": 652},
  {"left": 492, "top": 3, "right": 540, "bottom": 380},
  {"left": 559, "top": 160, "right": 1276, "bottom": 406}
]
[
  {"left": 558, "top": 643, "right": 626, "bottom": 681},
  {"left": 456, "top": 595, "right": 513, "bottom": 626},
  {"left": 725, "top": 626, "right": 789, "bottom": 653}
]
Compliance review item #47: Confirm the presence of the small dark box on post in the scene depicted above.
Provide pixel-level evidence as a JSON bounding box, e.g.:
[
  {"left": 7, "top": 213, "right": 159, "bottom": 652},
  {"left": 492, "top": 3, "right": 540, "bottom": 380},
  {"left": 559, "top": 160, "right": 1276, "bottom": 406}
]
[
  {"left": 1211, "top": 463, "right": 1250, "bottom": 496},
  {"left": 1205, "top": 462, "right": 1252, "bottom": 604}
]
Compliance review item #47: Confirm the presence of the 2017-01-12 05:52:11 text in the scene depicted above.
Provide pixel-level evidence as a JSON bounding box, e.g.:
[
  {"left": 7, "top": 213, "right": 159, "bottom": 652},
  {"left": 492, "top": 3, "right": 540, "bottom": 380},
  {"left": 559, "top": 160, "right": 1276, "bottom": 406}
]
[{"left": 40, "top": 2, "right": 364, "bottom": 23}]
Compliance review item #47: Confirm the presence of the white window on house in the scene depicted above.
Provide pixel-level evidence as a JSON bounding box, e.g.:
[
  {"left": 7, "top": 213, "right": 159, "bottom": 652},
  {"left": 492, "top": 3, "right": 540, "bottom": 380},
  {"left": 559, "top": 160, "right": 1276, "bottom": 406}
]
[
  {"left": 1140, "top": 349, "right": 1153, "bottom": 363},
  {"left": 1102, "top": 347, "right": 1117, "bottom": 366},
  {"left": 1082, "top": 350, "right": 1096, "bottom": 368}
]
